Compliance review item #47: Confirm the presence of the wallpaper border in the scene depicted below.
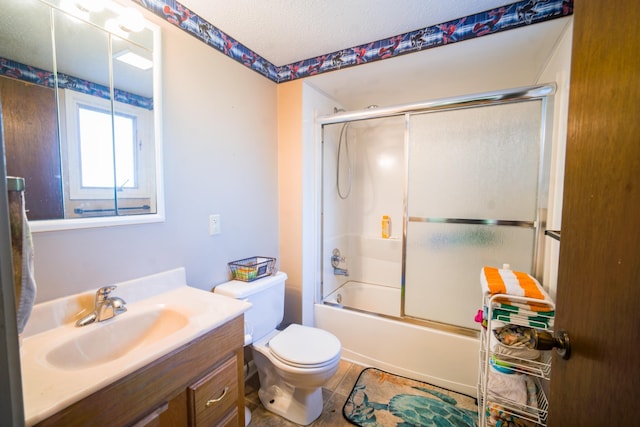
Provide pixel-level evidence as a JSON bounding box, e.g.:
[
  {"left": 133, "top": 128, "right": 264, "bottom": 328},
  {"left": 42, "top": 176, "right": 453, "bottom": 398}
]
[{"left": 133, "top": 0, "right": 573, "bottom": 83}]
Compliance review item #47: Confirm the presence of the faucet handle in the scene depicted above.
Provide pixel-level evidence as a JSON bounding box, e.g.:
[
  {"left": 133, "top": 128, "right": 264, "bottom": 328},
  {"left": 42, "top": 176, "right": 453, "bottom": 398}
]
[
  {"left": 96, "top": 286, "right": 117, "bottom": 303},
  {"left": 111, "top": 297, "right": 127, "bottom": 315},
  {"left": 331, "top": 248, "right": 346, "bottom": 268}
]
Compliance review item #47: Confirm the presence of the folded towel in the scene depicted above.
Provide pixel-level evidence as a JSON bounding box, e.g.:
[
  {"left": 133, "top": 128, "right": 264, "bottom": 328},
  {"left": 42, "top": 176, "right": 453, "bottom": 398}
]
[
  {"left": 487, "top": 367, "right": 538, "bottom": 409},
  {"left": 481, "top": 266, "right": 545, "bottom": 298},
  {"left": 480, "top": 304, "right": 554, "bottom": 329},
  {"left": 491, "top": 308, "right": 554, "bottom": 329},
  {"left": 481, "top": 266, "right": 554, "bottom": 312},
  {"left": 485, "top": 370, "right": 539, "bottom": 426},
  {"left": 487, "top": 368, "right": 529, "bottom": 406},
  {"left": 494, "top": 302, "right": 555, "bottom": 318}
]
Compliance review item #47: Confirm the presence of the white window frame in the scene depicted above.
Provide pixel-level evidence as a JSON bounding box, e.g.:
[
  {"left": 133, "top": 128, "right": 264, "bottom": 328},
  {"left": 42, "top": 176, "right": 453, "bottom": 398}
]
[{"left": 63, "top": 89, "right": 155, "bottom": 200}]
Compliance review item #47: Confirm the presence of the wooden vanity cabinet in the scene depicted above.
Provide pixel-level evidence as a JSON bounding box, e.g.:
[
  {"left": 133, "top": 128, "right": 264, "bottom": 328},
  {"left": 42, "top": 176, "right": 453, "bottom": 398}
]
[
  {"left": 187, "top": 355, "right": 239, "bottom": 426},
  {"left": 36, "top": 315, "right": 245, "bottom": 427}
]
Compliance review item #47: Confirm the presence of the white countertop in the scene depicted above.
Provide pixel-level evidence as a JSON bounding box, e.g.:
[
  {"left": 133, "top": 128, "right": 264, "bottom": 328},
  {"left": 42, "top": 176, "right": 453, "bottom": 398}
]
[{"left": 20, "top": 268, "right": 250, "bottom": 426}]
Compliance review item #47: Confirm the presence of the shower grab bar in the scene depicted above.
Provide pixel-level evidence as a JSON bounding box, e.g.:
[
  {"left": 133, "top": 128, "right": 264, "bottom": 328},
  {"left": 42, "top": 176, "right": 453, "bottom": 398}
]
[{"left": 409, "top": 216, "right": 535, "bottom": 228}]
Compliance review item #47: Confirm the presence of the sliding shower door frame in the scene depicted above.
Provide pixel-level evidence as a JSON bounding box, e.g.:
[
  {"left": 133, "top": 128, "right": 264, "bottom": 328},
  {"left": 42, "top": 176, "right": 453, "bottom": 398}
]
[{"left": 318, "top": 83, "right": 556, "bottom": 334}]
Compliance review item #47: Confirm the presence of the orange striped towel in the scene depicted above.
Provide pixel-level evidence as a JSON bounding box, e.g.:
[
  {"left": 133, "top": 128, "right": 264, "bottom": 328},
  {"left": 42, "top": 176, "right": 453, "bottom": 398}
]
[{"left": 480, "top": 266, "right": 553, "bottom": 312}]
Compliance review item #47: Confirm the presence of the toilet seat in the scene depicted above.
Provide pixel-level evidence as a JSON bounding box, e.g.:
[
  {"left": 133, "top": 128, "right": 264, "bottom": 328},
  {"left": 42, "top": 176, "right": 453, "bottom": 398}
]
[{"left": 268, "top": 324, "right": 341, "bottom": 369}]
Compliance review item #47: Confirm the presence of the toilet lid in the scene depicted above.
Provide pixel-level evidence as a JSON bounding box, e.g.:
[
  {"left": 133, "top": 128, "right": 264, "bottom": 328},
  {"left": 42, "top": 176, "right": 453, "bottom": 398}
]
[{"left": 269, "top": 324, "right": 341, "bottom": 367}]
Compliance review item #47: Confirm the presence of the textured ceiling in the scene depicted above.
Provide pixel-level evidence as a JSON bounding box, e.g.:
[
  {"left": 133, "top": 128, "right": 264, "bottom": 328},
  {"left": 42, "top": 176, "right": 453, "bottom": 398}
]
[{"left": 178, "top": 0, "right": 519, "bottom": 65}]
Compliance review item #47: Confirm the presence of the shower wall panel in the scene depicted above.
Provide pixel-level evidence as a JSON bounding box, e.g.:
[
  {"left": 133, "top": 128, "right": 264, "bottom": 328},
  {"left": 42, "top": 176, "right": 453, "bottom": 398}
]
[
  {"left": 322, "top": 117, "right": 404, "bottom": 299},
  {"left": 322, "top": 123, "right": 350, "bottom": 299}
]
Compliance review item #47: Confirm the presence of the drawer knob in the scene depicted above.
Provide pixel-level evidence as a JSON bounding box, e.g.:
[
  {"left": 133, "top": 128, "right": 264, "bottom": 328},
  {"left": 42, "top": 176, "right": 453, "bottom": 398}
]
[{"left": 205, "top": 386, "right": 229, "bottom": 408}]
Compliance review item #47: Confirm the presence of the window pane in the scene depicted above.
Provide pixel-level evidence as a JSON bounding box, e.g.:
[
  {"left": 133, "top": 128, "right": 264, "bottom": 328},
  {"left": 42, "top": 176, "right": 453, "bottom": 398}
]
[
  {"left": 78, "top": 106, "right": 136, "bottom": 189},
  {"left": 79, "top": 107, "right": 114, "bottom": 188},
  {"left": 114, "top": 113, "right": 136, "bottom": 189}
]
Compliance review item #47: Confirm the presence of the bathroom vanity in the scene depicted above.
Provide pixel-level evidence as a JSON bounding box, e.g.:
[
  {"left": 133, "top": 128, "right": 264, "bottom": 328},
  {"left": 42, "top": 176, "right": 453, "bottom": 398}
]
[
  {"left": 21, "top": 268, "right": 250, "bottom": 427},
  {"left": 37, "top": 316, "right": 244, "bottom": 426}
]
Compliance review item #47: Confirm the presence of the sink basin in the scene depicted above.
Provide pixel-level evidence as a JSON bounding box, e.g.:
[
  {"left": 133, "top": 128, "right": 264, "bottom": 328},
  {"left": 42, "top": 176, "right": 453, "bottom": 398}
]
[{"left": 46, "top": 308, "right": 189, "bottom": 370}]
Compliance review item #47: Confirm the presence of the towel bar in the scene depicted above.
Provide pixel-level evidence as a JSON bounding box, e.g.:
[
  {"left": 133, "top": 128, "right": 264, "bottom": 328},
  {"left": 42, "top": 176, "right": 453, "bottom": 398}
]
[
  {"left": 74, "top": 205, "right": 151, "bottom": 215},
  {"left": 6, "top": 176, "right": 24, "bottom": 192}
]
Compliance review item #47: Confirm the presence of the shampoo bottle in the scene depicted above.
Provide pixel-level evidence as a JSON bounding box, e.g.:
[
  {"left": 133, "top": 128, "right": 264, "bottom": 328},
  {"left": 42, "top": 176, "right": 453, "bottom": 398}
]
[{"left": 381, "top": 215, "right": 390, "bottom": 238}]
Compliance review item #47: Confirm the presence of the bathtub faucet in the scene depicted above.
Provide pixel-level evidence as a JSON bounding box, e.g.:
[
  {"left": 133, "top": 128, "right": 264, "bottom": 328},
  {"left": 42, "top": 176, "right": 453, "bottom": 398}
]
[{"left": 331, "top": 248, "right": 349, "bottom": 277}]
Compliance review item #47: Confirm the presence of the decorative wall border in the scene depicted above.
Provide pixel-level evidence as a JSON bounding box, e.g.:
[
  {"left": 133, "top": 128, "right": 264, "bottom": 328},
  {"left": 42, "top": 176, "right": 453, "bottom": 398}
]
[
  {"left": 0, "top": 57, "right": 154, "bottom": 110},
  {"left": 132, "top": 0, "right": 573, "bottom": 83}
]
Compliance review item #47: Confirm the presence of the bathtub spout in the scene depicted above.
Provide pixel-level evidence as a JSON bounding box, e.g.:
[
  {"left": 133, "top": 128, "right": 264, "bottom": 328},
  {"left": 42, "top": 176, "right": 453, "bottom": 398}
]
[{"left": 333, "top": 267, "right": 349, "bottom": 276}]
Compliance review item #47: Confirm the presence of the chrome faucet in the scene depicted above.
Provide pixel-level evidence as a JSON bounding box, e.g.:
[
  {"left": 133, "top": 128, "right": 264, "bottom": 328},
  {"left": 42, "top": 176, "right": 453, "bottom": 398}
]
[
  {"left": 331, "top": 248, "right": 349, "bottom": 277},
  {"left": 76, "top": 286, "right": 127, "bottom": 327}
]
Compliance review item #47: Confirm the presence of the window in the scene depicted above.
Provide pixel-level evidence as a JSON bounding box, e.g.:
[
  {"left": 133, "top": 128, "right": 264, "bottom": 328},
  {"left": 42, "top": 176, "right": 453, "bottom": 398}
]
[
  {"left": 63, "top": 89, "right": 154, "bottom": 200},
  {"left": 77, "top": 105, "right": 137, "bottom": 189}
]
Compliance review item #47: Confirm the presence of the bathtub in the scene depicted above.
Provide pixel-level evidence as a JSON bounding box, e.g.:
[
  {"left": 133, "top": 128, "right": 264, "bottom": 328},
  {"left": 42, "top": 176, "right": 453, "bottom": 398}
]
[
  {"left": 315, "top": 281, "right": 480, "bottom": 396},
  {"left": 324, "top": 280, "right": 401, "bottom": 317}
]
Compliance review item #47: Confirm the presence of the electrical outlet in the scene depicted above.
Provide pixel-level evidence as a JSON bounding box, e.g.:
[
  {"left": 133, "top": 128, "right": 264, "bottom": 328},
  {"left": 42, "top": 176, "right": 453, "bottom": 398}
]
[{"left": 209, "top": 214, "right": 221, "bottom": 235}]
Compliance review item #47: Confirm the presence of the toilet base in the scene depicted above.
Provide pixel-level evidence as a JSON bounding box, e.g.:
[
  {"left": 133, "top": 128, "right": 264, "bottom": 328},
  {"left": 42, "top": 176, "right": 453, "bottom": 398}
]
[
  {"left": 258, "top": 384, "right": 323, "bottom": 426},
  {"left": 250, "top": 326, "right": 341, "bottom": 425},
  {"left": 244, "top": 406, "right": 251, "bottom": 426}
]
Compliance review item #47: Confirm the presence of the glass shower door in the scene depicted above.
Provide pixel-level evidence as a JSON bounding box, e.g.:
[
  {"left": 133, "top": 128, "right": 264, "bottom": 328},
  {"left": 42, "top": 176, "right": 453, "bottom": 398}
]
[{"left": 404, "top": 101, "right": 544, "bottom": 330}]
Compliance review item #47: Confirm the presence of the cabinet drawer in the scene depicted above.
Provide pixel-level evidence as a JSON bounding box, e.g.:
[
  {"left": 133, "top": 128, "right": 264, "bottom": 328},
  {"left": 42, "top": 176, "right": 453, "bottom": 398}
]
[
  {"left": 188, "top": 355, "right": 238, "bottom": 427},
  {"left": 216, "top": 407, "right": 239, "bottom": 427}
]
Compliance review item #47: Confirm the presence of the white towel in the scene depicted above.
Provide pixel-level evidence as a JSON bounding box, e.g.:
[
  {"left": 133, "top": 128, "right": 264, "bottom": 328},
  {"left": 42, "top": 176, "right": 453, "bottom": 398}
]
[{"left": 487, "top": 368, "right": 538, "bottom": 411}]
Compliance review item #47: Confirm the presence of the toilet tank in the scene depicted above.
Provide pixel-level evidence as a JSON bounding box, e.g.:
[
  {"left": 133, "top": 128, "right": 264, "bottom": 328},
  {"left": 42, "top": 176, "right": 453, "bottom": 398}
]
[{"left": 213, "top": 271, "right": 287, "bottom": 343}]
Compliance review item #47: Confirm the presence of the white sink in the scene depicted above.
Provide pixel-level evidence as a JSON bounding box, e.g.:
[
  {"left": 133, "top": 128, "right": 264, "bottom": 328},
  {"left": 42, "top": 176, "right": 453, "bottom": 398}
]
[
  {"left": 21, "top": 268, "right": 251, "bottom": 426},
  {"left": 45, "top": 307, "right": 189, "bottom": 370}
]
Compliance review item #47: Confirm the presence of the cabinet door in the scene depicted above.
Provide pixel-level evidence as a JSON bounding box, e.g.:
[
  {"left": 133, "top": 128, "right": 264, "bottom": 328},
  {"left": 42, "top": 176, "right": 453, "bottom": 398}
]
[
  {"left": 132, "top": 403, "right": 169, "bottom": 427},
  {"left": 188, "top": 355, "right": 238, "bottom": 426}
]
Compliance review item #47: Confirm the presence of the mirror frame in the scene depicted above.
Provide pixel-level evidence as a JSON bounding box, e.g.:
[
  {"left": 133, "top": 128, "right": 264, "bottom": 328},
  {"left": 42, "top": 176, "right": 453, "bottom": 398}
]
[{"left": 27, "top": 0, "right": 164, "bottom": 233}]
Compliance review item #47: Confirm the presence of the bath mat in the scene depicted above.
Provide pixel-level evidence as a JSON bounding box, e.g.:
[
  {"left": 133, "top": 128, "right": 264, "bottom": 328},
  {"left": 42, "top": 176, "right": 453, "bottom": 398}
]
[{"left": 343, "top": 367, "right": 478, "bottom": 427}]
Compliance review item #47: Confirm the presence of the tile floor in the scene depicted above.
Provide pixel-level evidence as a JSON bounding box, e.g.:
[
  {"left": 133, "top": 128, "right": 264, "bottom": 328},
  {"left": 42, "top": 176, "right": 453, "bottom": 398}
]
[{"left": 244, "top": 359, "right": 364, "bottom": 426}]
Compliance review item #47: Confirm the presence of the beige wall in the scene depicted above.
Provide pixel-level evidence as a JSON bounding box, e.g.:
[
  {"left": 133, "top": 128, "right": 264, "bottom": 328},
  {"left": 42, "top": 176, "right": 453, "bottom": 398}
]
[
  {"left": 276, "top": 81, "right": 341, "bottom": 326},
  {"left": 277, "top": 80, "right": 304, "bottom": 325}
]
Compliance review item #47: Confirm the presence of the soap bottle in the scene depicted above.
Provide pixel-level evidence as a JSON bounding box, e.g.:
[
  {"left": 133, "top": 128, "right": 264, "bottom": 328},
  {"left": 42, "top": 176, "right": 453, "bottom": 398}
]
[{"left": 381, "top": 215, "right": 390, "bottom": 238}]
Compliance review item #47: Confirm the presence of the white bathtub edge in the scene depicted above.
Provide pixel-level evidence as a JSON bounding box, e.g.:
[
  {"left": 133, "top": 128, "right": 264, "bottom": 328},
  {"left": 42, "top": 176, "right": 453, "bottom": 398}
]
[
  {"left": 339, "top": 350, "right": 477, "bottom": 397},
  {"left": 315, "top": 303, "right": 479, "bottom": 397}
]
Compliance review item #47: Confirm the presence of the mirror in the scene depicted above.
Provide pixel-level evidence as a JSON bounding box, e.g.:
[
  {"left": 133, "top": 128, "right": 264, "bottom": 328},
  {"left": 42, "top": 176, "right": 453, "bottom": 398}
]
[{"left": 0, "top": 0, "right": 163, "bottom": 232}]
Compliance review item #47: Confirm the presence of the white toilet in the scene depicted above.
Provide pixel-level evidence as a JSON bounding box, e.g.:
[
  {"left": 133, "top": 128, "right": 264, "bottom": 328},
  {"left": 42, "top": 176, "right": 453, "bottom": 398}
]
[{"left": 214, "top": 271, "right": 341, "bottom": 425}]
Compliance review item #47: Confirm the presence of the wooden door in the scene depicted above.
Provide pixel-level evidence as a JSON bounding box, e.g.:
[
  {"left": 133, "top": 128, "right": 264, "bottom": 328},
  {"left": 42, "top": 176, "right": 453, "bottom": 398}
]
[
  {"left": 548, "top": 0, "right": 640, "bottom": 425},
  {"left": 0, "top": 76, "right": 63, "bottom": 220}
]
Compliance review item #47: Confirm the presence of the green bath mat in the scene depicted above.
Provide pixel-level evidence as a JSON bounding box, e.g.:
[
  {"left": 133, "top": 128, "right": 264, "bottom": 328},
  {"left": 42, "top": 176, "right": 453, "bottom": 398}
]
[{"left": 343, "top": 367, "right": 478, "bottom": 427}]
